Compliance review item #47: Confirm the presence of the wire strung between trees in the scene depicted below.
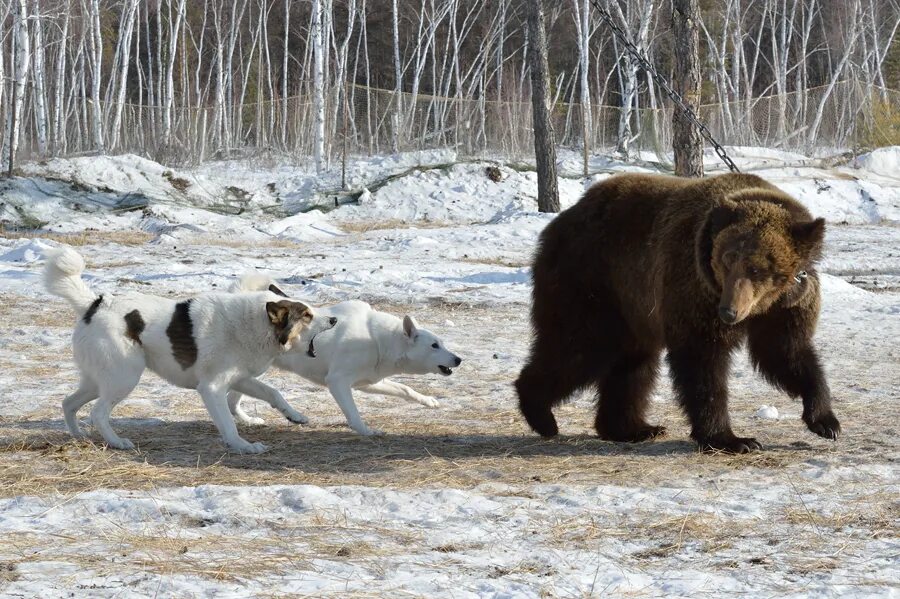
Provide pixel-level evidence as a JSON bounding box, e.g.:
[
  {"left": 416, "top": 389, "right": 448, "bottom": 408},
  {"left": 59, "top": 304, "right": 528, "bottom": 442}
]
[{"left": 589, "top": 0, "right": 741, "bottom": 174}]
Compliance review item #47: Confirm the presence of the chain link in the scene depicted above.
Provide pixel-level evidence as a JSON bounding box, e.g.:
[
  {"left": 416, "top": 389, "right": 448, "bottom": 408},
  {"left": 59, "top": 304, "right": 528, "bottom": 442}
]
[{"left": 589, "top": 0, "right": 741, "bottom": 174}]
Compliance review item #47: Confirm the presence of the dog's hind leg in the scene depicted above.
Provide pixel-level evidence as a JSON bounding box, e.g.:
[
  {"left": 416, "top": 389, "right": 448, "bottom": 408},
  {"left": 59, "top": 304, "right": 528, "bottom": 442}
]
[
  {"left": 62, "top": 378, "right": 98, "bottom": 439},
  {"left": 227, "top": 391, "right": 266, "bottom": 426},
  {"left": 92, "top": 373, "right": 142, "bottom": 451},
  {"left": 198, "top": 381, "right": 267, "bottom": 454},
  {"left": 357, "top": 380, "right": 440, "bottom": 408},
  {"left": 231, "top": 378, "right": 308, "bottom": 425},
  {"left": 326, "top": 375, "right": 381, "bottom": 436}
]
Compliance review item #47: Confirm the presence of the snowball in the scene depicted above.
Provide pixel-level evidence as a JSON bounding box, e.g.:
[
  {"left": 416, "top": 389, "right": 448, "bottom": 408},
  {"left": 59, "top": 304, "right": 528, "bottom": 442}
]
[{"left": 755, "top": 405, "right": 779, "bottom": 420}]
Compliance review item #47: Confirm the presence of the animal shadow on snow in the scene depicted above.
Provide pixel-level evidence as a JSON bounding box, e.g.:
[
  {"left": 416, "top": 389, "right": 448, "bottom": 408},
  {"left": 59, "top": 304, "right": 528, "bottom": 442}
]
[{"left": 3, "top": 417, "right": 819, "bottom": 474}]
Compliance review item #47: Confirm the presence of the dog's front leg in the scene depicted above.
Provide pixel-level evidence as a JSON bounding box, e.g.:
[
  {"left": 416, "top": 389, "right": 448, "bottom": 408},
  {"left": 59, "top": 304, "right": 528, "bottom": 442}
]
[
  {"left": 326, "top": 376, "right": 383, "bottom": 436},
  {"left": 231, "top": 378, "right": 309, "bottom": 425},
  {"left": 198, "top": 382, "right": 268, "bottom": 454}
]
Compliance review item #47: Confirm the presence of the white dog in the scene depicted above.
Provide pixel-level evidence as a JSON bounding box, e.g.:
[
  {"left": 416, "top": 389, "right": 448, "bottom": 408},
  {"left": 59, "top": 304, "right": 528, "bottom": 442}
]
[
  {"left": 229, "top": 275, "right": 462, "bottom": 435},
  {"left": 44, "top": 247, "right": 336, "bottom": 453}
]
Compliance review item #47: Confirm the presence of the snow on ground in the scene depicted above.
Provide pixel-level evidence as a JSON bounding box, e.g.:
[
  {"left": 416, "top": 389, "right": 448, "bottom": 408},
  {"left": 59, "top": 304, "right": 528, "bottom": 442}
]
[{"left": 0, "top": 146, "right": 898, "bottom": 597}]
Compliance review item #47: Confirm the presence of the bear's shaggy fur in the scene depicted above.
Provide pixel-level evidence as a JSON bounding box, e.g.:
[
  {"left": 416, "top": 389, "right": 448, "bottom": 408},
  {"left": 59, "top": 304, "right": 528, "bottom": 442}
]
[{"left": 515, "top": 173, "right": 841, "bottom": 453}]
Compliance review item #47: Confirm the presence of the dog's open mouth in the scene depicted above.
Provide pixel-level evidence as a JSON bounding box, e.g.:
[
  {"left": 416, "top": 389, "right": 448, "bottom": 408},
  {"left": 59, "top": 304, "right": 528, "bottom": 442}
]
[
  {"left": 307, "top": 335, "right": 317, "bottom": 358},
  {"left": 438, "top": 365, "right": 453, "bottom": 376}
]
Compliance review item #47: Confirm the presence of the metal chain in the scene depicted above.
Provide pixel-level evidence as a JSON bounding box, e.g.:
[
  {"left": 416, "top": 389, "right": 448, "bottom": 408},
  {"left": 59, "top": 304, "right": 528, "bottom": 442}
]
[{"left": 589, "top": 0, "right": 741, "bottom": 173}]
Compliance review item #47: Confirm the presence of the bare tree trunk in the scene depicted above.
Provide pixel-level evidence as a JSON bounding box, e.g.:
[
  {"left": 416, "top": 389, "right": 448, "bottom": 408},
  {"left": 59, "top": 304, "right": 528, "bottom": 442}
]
[
  {"left": 4, "top": 0, "right": 30, "bottom": 173},
  {"left": 162, "top": 0, "right": 187, "bottom": 147},
  {"left": 282, "top": 0, "right": 291, "bottom": 149},
  {"left": 572, "top": 0, "right": 592, "bottom": 177},
  {"left": 88, "top": 0, "right": 104, "bottom": 151},
  {"left": 672, "top": 0, "right": 703, "bottom": 177},
  {"left": 525, "top": 0, "right": 559, "bottom": 213},
  {"left": 391, "top": 0, "right": 401, "bottom": 153},
  {"left": 109, "top": 0, "right": 139, "bottom": 151},
  {"left": 52, "top": 0, "right": 70, "bottom": 155},
  {"left": 311, "top": 0, "right": 326, "bottom": 173},
  {"left": 31, "top": 0, "right": 48, "bottom": 156}
]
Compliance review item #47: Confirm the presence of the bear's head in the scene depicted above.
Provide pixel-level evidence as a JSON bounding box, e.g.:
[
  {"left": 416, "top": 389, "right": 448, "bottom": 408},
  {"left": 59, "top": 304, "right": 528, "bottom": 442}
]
[{"left": 699, "top": 194, "right": 825, "bottom": 325}]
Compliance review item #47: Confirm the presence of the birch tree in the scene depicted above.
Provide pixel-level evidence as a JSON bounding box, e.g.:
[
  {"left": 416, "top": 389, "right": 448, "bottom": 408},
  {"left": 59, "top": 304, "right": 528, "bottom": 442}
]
[
  {"left": 109, "top": 0, "right": 139, "bottom": 150},
  {"left": 572, "top": 0, "right": 593, "bottom": 176},
  {"left": 31, "top": 0, "right": 48, "bottom": 156},
  {"left": 4, "top": 0, "right": 30, "bottom": 173},
  {"left": 311, "top": 0, "right": 327, "bottom": 173},
  {"left": 162, "top": 0, "right": 187, "bottom": 147},
  {"left": 87, "top": 0, "right": 103, "bottom": 150}
]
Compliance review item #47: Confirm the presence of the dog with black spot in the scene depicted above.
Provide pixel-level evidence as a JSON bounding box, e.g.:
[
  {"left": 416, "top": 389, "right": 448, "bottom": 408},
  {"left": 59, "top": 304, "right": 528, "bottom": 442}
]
[{"left": 44, "top": 246, "right": 336, "bottom": 453}]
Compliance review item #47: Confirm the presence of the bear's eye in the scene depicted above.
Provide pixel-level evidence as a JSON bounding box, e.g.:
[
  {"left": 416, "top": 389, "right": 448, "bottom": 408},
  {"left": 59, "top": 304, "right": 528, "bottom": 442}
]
[
  {"left": 431, "top": 342, "right": 439, "bottom": 349},
  {"left": 746, "top": 266, "right": 759, "bottom": 277}
]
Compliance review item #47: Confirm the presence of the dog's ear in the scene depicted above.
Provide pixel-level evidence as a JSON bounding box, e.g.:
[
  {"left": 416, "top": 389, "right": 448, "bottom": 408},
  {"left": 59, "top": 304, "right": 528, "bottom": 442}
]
[
  {"left": 266, "top": 301, "right": 289, "bottom": 326},
  {"left": 293, "top": 301, "right": 313, "bottom": 324},
  {"left": 268, "top": 283, "right": 288, "bottom": 298},
  {"left": 403, "top": 315, "right": 418, "bottom": 339}
]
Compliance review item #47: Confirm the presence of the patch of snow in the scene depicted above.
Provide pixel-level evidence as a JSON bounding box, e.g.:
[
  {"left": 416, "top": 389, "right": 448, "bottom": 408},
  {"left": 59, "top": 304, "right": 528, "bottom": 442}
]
[
  {"left": 755, "top": 405, "right": 780, "bottom": 419},
  {"left": 852, "top": 146, "right": 900, "bottom": 177}
]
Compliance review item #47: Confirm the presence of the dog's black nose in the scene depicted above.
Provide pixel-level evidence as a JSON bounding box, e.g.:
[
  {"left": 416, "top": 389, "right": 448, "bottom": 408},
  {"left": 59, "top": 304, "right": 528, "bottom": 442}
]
[
  {"left": 454, "top": 356, "right": 462, "bottom": 366},
  {"left": 328, "top": 317, "right": 338, "bottom": 326},
  {"left": 718, "top": 307, "right": 737, "bottom": 324}
]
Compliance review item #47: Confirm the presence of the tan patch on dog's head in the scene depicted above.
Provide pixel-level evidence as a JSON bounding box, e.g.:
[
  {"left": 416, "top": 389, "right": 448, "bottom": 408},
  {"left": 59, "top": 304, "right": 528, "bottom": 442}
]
[
  {"left": 266, "top": 300, "right": 313, "bottom": 346},
  {"left": 702, "top": 196, "right": 825, "bottom": 324}
]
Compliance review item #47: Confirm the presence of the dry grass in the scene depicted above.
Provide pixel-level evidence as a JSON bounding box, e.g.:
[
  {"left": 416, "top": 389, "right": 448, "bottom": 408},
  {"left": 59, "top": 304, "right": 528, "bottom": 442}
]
[
  {"left": 0, "top": 227, "right": 155, "bottom": 247},
  {"left": 1, "top": 295, "right": 897, "bottom": 504},
  {"left": 459, "top": 256, "right": 530, "bottom": 268},
  {"left": 338, "top": 219, "right": 454, "bottom": 234},
  {"left": 175, "top": 234, "right": 307, "bottom": 249}
]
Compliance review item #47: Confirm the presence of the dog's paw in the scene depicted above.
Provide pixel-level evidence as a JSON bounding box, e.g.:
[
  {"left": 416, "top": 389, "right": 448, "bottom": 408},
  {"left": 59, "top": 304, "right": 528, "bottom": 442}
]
[
  {"left": 284, "top": 409, "right": 309, "bottom": 425},
  {"left": 353, "top": 426, "right": 384, "bottom": 437},
  {"left": 106, "top": 437, "right": 135, "bottom": 451},
  {"left": 804, "top": 411, "right": 841, "bottom": 441},
  {"left": 417, "top": 395, "right": 440, "bottom": 408},
  {"left": 238, "top": 416, "right": 267, "bottom": 426},
  {"left": 230, "top": 440, "right": 268, "bottom": 454}
]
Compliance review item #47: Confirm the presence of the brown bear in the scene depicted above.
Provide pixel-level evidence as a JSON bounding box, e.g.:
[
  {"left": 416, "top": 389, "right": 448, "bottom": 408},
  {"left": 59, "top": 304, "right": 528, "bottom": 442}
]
[{"left": 515, "top": 172, "right": 841, "bottom": 453}]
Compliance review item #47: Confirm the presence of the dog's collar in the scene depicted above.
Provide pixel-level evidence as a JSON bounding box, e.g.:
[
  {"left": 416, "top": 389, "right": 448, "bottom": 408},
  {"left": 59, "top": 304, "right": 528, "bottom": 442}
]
[{"left": 794, "top": 270, "right": 808, "bottom": 284}]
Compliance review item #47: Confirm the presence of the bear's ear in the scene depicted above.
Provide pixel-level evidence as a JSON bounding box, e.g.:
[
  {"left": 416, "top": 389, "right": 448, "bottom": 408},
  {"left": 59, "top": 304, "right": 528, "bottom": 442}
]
[
  {"left": 790, "top": 218, "right": 825, "bottom": 259},
  {"left": 707, "top": 200, "right": 743, "bottom": 236}
]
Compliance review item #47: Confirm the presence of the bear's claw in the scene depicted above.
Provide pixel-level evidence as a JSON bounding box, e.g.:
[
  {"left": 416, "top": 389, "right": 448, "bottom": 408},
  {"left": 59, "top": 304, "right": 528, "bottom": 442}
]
[{"left": 804, "top": 411, "right": 841, "bottom": 440}]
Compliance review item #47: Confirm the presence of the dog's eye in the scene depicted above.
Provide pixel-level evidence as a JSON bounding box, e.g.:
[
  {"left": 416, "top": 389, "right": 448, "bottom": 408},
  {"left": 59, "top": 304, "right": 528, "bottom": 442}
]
[
  {"left": 431, "top": 342, "right": 439, "bottom": 349},
  {"left": 746, "top": 266, "right": 759, "bottom": 277}
]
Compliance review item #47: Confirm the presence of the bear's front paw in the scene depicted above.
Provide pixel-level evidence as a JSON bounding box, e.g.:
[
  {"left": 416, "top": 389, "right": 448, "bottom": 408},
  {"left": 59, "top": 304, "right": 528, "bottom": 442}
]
[
  {"left": 804, "top": 411, "right": 841, "bottom": 440},
  {"left": 697, "top": 435, "right": 763, "bottom": 454}
]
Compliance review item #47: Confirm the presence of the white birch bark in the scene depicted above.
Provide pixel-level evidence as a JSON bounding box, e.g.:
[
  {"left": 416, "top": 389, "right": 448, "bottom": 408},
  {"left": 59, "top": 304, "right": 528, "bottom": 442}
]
[
  {"left": 162, "top": 0, "right": 187, "bottom": 146},
  {"left": 4, "top": 0, "right": 30, "bottom": 170},
  {"left": 88, "top": 0, "right": 104, "bottom": 150},
  {"left": 31, "top": 0, "right": 48, "bottom": 155},
  {"left": 109, "top": 0, "right": 139, "bottom": 151},
  {"left": 311, "top": 0, "right": 326, "bottom": 173},
  {"left": 391, "top": 0, "right": 402, "bottom": 152},
  {"left": 52, "top": 0, "right": 70, "bottom": 155}
]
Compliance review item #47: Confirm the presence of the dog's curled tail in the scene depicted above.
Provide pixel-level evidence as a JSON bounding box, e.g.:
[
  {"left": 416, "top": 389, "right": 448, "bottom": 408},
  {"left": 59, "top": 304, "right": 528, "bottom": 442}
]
[
  {"left": 232, "top": 271, "right": 276, "bottom": 293},
  {"left": 43, "top": 246, "right": 98, "bottom": 314}
]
